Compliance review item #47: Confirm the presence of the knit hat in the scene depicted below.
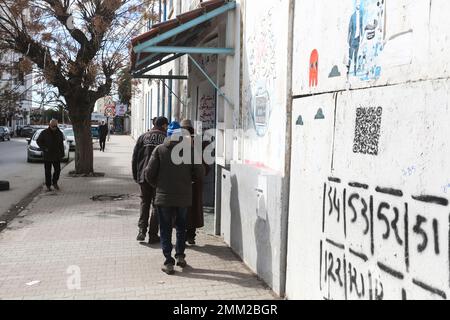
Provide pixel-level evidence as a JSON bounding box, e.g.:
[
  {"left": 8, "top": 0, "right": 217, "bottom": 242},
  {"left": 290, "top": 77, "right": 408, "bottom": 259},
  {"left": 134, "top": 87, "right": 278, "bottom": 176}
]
[
  {"left": 167, "top": 121, "right": 181, "bottom": 137},
  {"left": 180, "top": 119, "right": 193, "bottom": 129}
]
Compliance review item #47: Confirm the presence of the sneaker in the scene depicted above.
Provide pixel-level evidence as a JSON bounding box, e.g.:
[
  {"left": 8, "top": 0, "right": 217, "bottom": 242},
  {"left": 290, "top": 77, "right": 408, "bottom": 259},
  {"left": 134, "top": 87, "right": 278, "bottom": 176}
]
[
  {"left": 176, "top": 257, "right": 187, "bottom": 268},
  {"left": 136, "top": 230, "right": 146, "bottom": 241},
  {"left": 46, "top": 186, "right": 52, "bottom": 192},
  {"left": 161, "top": 263, "right": 175, "bottom": 275},
  {"left": 52, "top": 184, "right": 60, "bottom": 191},
  {"left": 186, "top": 237, "right": 196, "bottom": 245},
  {"left": 148, "top": 235, "right": 160, "bottom": 244}
]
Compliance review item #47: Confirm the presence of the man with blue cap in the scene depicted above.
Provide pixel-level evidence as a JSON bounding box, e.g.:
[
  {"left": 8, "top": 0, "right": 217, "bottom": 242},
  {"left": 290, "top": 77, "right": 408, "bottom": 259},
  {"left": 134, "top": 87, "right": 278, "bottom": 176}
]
[{"left": 144, "top": 121, "right": 204, "bottom": 274}]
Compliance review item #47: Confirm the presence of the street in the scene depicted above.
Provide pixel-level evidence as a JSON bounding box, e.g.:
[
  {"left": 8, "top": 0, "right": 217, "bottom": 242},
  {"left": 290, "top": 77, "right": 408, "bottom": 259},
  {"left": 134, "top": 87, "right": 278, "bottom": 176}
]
[{"left": 0, "top": 138, "right": 72, "bottom": 221}]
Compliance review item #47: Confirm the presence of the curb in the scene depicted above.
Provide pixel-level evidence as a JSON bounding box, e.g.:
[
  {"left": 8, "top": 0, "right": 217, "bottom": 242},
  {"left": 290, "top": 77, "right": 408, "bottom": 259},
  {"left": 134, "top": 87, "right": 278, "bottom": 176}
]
[{"left": 0, "top": 159, "right": 74, "bottom": 233}]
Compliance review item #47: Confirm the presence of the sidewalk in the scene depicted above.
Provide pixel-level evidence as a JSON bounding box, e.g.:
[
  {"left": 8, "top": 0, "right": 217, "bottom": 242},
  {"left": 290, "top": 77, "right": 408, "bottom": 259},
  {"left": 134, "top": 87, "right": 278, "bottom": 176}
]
[{"left": 0, "top": 135, "right": 277, "bottom": 300}]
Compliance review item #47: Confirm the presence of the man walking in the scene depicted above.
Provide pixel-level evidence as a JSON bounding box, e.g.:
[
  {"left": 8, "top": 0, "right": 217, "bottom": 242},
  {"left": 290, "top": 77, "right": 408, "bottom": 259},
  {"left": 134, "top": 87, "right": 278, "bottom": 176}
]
[
  {"left": 99, "top": 120, "right": 108, "bottom": 152},
  {"left": 132, "top": 117, "right": 169, "bottom": 243},
  {"left": 180, "top": 119, "right": 210, "bottom": 245},
  {"left": 145, "top": 121, "right": 204, "bottom": 274},
  {"left": 37, "top": 119, "right": 65, "bottom": 192}
]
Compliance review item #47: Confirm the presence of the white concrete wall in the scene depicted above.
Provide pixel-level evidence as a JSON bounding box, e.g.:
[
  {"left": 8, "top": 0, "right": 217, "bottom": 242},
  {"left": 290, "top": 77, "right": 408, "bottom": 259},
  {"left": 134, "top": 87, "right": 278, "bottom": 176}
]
[
  {"left": 218, "top": 0, "right": 291, "bottom": 295},
  {"left": 286, "top": 0, "right": 450, "bottom": 300}
]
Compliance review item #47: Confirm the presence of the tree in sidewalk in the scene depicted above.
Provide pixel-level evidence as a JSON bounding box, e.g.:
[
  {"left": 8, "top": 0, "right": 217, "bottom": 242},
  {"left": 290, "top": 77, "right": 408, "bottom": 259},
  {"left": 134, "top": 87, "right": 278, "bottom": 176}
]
[{"left": 0, "top": 0, "right": 157, "bottom": 174}]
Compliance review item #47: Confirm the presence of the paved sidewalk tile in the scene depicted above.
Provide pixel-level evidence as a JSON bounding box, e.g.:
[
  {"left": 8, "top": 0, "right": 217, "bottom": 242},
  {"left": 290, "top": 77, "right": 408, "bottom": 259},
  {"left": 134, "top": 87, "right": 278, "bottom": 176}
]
[{"left": 0, "top": 136, "right": 277, "bottom": 300}]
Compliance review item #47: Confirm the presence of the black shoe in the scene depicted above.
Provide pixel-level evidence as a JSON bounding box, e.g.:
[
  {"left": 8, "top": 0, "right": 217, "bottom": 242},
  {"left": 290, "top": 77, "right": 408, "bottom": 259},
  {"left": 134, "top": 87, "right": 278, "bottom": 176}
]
[
  {"left": 46, "top": 186, "right": 52, "bottom": 192},
  {"left": 52, "top": 184, "right": 60, "bottom": 191},
  {"left": 186, "top": 237, "right": 196, "bottom": 245},
  {"left": 176, "top": 257, "right": 187, "bottom": 268},
  {"left": 136, "top": 230, "right": 146, "bottom": 241},
  {"left": 162, "top": 263, "right": 175, "bottom": 275},
  {"left": 148, "top": 235, "right": 160, "bottom": 244}
]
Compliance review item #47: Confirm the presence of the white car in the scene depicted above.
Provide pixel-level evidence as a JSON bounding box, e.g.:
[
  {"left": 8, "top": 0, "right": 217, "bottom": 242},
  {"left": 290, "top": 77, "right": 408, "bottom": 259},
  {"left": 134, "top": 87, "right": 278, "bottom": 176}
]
[
  {"left": 63, "top": 128, "right": 76, "bottom": 151},
  {"left": 27, "top": 129, "right": 70, "bottom": 163}
]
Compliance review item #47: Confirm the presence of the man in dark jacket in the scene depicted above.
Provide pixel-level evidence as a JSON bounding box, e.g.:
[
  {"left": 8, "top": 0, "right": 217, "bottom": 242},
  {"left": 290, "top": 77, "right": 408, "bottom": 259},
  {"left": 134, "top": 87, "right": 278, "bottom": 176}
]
[
  {"left": 144, "top": 122, "right": 204, "bottom": 274},
  {"left": 37, "top": 119, "right": 65, "bottom": 192},
  {"left": 99, "top": 121, "right": 108, "bottom": 152},
  {"left": 180, "top": 119, "right": 210, "bottom": 245},
  {"left": 132, "top": 117, "right": 169, "bottom": 243}
]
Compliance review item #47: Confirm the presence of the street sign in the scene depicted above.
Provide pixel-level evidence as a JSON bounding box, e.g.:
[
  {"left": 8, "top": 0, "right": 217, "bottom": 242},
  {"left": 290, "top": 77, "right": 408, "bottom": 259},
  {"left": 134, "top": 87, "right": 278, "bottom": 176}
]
[
  {"left": 104, "top": 105, "right": 116, "bottom": 117},
  {"left": 115, "top": 104, "right": 128, "bottom": 117}
]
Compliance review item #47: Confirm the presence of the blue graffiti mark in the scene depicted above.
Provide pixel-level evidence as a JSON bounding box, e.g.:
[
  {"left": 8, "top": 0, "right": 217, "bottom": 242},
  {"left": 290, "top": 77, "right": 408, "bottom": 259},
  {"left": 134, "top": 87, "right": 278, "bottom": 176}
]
[
  {"left": 296, "top": 115, "right": 304, "bottom": 126},
  {"left": 402, "top": 166, "right": 416, "bottom": 177},
  {"left": 443, "top": 184, "right": 450, "bottom": 194},
  {"left": 315, "top": 108, "right": 325, "bottom": 120}
]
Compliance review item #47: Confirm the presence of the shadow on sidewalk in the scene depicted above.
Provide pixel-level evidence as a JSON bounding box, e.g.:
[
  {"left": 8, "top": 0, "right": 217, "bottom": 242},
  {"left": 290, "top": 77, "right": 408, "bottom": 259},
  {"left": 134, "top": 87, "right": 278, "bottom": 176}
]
[
  {"left": 175, "top": 265, "right": 270, "bottom": 290},
  {"left": 188, "top": 244, "right": 242, "bottom": 262}
]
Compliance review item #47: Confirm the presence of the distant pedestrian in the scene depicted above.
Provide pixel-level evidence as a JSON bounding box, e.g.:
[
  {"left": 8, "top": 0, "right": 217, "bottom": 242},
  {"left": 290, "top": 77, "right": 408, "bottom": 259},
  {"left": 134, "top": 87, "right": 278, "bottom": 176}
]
[
  {"left": 145, "top": 121, "right": 204, "bottom": 274},
  {"left": 132, "top": 117, "right": 169, "bottom": 244},
  {"left": 180, "top": 119, "right": 210, "bottom": 245},
  {"left": 37, "top": 119, "right": 65, "bottom": 192},
  {"left": 99, "top": 121, "right": 108, "bottom": 152}
]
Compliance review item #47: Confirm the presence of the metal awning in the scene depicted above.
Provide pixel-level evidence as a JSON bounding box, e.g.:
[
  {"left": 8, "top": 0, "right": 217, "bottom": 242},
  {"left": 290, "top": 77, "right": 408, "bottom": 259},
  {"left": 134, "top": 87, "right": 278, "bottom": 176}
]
[{"left": 130, "top": 0, "right": 236, "bottom": 77}]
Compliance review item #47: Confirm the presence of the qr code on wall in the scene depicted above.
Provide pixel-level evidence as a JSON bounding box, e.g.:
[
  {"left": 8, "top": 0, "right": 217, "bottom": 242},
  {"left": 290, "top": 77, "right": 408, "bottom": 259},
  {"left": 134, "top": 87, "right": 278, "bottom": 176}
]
[{"left": 353, "top": 106, "right": 383, "bottom": 156}]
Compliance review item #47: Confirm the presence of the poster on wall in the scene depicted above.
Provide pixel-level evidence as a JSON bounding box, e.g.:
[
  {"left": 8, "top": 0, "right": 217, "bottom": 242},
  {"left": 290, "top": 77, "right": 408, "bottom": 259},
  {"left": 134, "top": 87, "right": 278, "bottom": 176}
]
[{"left": 347, "top": 0, "right": 386, "bottom": 81}]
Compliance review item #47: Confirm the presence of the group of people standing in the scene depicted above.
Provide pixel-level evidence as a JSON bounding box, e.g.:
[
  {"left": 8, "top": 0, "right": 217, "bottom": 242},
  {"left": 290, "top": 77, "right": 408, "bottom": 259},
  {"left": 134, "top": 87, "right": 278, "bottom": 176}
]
[{"left": 132, "top": 117, "right": 209, "bottom": 275}]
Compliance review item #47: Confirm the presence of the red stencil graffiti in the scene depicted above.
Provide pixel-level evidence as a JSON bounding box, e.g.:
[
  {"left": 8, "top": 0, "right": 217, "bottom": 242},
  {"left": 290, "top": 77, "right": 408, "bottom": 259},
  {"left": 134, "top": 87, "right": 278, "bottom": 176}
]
[{"left": 309, "top": 49, "right": 319, "bottom": 87}]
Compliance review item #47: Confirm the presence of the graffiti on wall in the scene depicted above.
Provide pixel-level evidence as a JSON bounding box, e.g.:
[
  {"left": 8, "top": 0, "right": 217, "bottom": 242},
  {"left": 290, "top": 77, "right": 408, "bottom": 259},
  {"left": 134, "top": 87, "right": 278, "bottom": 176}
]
[
  {"left": 309, "top": 49, "right": 319, "bottom": 87},
  {"left": 244, "top": 4, "right": 277, "bottom": 137},
  {"left": 199, "top": 95, "right": 215, "bottom": 131},
  {"left": 321, "top": 177, "right": 450, "bottom": 300},
  {"left": 353, "top": 106, "right": 383, "bottom": 156},
  {"left": 347, "top": 0, "right": 386, "bottom": 80}
]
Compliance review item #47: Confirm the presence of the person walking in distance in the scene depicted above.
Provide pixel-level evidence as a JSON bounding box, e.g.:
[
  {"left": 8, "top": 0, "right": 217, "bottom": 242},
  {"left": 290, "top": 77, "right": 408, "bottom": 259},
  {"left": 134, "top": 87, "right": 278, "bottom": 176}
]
[
  {"left": 99, "top": 120, "right": 108, "bottom": 152},
  {"left": 37, "top": 119, "right": 65, "bottom": 192},
  {"left": 132, "top": 117, "right": 169, "bottom": 243},
  {"left": 145, "top": 121, "right": 204, "bottom": 274},
  {"left": 180, "top": 119, "right": 210, "bottom": 245}
]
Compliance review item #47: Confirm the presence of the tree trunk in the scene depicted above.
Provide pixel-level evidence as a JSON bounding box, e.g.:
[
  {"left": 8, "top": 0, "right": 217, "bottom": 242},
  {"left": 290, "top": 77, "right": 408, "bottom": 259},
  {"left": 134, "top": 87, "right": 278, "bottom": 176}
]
[
  {"left": 72, "top": 119, "right": 94, "bottom": 174},
  {"left": 68, "top": 100, "right": 95, "bottom": 174}
]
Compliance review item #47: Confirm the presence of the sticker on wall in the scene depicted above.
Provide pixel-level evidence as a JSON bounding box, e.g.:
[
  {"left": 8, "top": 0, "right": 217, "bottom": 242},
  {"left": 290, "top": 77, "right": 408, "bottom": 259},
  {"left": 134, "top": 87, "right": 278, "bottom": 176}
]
[
  {"left": 296, "top": 115, "right": 304, "bottom": 126},
  {"left": 328, "top": 65, "right": 341, "bottom": 78},
  {"left": 309, "top": 49, "right": 319, "bottom": 87},
  {"left": 347, "top": 0, "right": 385, "bottom": 81},
  {"left": 314, "top": 108, "right": 325, "bottom": 120},
  {"left": 353, "top": 106, "right": 383, "bottom": 155}
]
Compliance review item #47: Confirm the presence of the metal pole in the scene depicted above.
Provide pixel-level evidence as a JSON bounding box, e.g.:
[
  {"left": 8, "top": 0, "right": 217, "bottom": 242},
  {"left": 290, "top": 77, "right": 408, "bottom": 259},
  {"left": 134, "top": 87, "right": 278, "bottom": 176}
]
[{"left": 107, "top": 117, "right": 111, "bottom": 142}]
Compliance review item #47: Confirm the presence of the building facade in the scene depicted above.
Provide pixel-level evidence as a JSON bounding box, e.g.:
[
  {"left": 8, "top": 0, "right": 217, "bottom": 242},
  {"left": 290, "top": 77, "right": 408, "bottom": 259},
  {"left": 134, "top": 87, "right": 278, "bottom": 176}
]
[{"left": 131, "top": 0, "right": 450, "bottom": 300}]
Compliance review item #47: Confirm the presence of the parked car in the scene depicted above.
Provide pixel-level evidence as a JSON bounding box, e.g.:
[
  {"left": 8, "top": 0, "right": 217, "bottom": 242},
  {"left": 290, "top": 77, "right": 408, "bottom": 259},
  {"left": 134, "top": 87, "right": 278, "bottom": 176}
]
[
  {"left": 63, "top": 128, "right": 76, "bottom": 151},
  {"left": 20, "top": 125, "right": 35, "bottom": 138},
  {"left": 26, "top": 129, "right": 70, "bottom": 163},
  {"left": 0, "top": 126, "right": 11, "bottom": 141}
]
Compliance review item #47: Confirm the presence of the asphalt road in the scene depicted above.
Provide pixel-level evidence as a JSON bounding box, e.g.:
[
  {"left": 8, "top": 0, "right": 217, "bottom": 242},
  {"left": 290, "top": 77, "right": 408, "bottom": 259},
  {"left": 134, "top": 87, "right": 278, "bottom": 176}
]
[{"left": 0, "top": 138, "right": 72, "bottom": 220}]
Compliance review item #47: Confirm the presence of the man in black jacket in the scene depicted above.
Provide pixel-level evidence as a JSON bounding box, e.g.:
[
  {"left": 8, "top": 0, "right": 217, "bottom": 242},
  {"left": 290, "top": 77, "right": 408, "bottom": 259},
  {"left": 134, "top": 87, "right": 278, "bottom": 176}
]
[
  {"left": 37, "top": 119, "right": 65, "bottom": 192},
  {"left": 132, "top": 117, "right": 169, "bottom": 243},
  {"left": 99, "top": 121, "right": 108, "bottom": 152},
  {"left": 144, "top": 123, "right": 204, "bottom": 274}
]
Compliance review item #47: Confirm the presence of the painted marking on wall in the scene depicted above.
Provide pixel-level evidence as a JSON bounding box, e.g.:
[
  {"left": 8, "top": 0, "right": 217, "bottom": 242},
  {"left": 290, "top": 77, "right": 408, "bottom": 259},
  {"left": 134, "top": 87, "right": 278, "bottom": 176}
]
[
  {"left": 321, "top": 179, "right": 450, "bottom": 299},
  {"left": 353, "top": 106, "right": 383, "bottom": 156},
  {"left": 328, "top": 65, "right": 341, "bottom": 78},
  {"left": 309, "top": 49, "right": 319, "bottom": 87},
  {"left": 315, "top": 108, "right": 325, "bottom": 120},
  {"left": 347, "top": 0, "right": 385, "bottom": 80},
  {"left": 375, "top": 187, "right": 404, "bottom": 197},
  {"left": 411, "top": 195, "right": 449, "bottom": 207},
  {"left": 412, "top": 278, "right": 447, "bottom": 300},
  {"left": 377, "top": 262, "right": 404, "bottom": 280},
  {"left": 349, "top": 182, "right": 369, "bottom": 189},
  {"left": 329, "top": 177, "right": 342, "bottom": 183},
  {"left": 296, "top": 115, "right": 304, "bottom": 126}
]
